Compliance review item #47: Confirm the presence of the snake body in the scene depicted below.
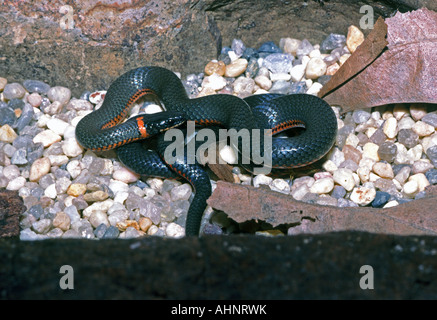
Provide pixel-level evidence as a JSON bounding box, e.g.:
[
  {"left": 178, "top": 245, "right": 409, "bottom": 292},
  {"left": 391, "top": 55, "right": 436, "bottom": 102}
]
[{"left": 76, "top": 66, "right": 338, "bottom": 236}]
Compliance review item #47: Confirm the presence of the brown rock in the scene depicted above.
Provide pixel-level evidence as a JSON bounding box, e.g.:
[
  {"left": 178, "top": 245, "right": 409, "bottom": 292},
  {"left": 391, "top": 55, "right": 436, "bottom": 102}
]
[{"left": 0, "top": 190, "right": 26, "bottom": 238}]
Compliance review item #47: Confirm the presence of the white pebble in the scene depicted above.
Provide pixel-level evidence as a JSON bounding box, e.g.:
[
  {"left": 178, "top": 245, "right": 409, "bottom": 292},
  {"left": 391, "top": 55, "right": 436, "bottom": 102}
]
[
  {"left": 82, "top": 199, "right": 114, "bottom": 218},
  {"left": 33, "top": 129, "right": 62, "bottom": 147},
  {"left": 46, "top": 118, "right": 69, "bottom": 136},
  {"left": 89, "top": 211, "right": 110, "bottom": 228},
  {"left": 6, "top": 176, "right": 26, "bottom": 190},
  {"left": 112, "top": 167, "right": 140, "bottom": 183},
  {"left": 383, "top": 200, "right": 399, "bottom": 208},
  {"left": 270, "top": 178, "right": 290, "bottom": 194},
  {"left": 309, "top": 177, "right": 334, "bottom": 194},
  {"left": 412, "top": 121, "right": 435, "bottom": 137},
  {"left": 62, "top": 138, "right": 83, "bottom": 157},
  {"left": 305, "top": 57, "right": 327, "bottom": 79},
  {"left": 289, "top": 64, "right": 306, "bottom": 82},
  {"left": 254, "top": 75, "right": 272, "bottom": 90},
  {"left": 383, "top": 117, "right": 398, "bottom": 139},
  {"left": 166, "top": 223, "right": 185, "bottom": 238},
  {"left": 306, "top": 82, "right": 323, "bottom": 95},
  {"left": 403, "top": 180, "right": 418, "bottom": 198},
  {"left": 362, "top": 143, "right": 380, "bottom": 161},
  {"left": 0, "top": 124, "right": 18, "bottom": 143},
  {"left": 333, "top": 168, "right": 355, "bottom": 191},
  {"left": 66, "top": 159, "right": 82, "bottom": 179},
  {"left": 29, "top": 157, "right": 51, "bottom": 182},
  {"left": 48, "top": 155, "right": 69, "bottom": 166},
  {"left": 372, "top": 162, "right": 394, "bottom": 179},
  {"left": 201, "top": 73, "right": 227, "bottom": 91},
  {"left": 253, "top": 174, "right": 273, "bottom": 188},
  {"left": 408, "top": 173, "right": 430, "bottom": 192},
  {"left": 44, "top": 183, "right": 58, "bottom": 199},
  {"left": 350, "top": 186, "right": 376, "bottom": 205}
]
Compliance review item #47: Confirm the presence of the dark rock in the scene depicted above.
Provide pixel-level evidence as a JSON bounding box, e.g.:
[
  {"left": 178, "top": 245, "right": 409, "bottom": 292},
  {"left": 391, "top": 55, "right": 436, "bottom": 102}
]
[
  {"left": 1, "top": 232, "right": 437, "bottom": 299},
  {"left": 0, "top": 190, "right": 26, "bottom": 238}
]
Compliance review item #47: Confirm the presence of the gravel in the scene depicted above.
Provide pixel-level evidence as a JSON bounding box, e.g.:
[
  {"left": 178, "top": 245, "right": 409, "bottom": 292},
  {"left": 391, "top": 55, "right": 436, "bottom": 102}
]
[{"left": 0, "top": 27, "right": 436, "bottom": 240}]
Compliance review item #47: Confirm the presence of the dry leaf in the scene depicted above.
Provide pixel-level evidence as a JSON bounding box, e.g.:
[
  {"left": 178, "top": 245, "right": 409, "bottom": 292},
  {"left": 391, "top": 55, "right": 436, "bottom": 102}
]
[
  {"left": 207, "top": 181, "right": 437, "bottom": 236},
  {"left": 319, "top": 8, "right": 437, "bottom": 112}
]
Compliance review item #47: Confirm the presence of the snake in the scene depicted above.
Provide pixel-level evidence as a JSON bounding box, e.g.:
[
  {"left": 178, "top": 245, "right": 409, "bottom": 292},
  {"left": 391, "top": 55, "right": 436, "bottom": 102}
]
[{"left": 75, "top": 66, "right": 338, "bottom": 236}]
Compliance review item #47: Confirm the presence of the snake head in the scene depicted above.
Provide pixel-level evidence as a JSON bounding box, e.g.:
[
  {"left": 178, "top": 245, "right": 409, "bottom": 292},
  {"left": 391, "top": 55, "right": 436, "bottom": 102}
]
[{"left": 142, "top": 111, "right": 186, "bottom": 135}]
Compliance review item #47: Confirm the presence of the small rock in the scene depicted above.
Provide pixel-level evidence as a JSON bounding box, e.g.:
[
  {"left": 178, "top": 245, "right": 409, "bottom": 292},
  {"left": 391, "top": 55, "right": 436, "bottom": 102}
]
[
  {"left": 253, "top": 174, "right": 273, "bottom": 188},
  {"left": 112, "top": 167, "right": 140, "bottom": 183},
  {"left": 166, "top": 222, "right": 185, "bottom": 238},
  {"left": 102, "top": 225, "right": 120, "bottom": 239},
  {"left": 383, "top": 117, "right": 397, "bottom": 139},
  {"left": 306, "top": 82, "right": 323, "bottom": 95},
  {"left": 258, "top": 41, "right": 281, "bottom": 54},
  {"left": 47, "top": 86, "right": 72, "bottom": 106},
  {"left": 23, "top": 79, "right": 51, "bottom": 94},
  {"left": 254, "top": 75, "right": 272, "bottom": 90},
  {"left": 280, "top": 38, "right": 301, "bottom": 56},
  {"left": 362, "top": 142, "right": 380, "bottom": 161},
  {"left": 394, "top": 165, "right": 411, "bottom": 184},
  {"left": 410, "top": 104, "right": 428, "bottom": 121},
  {"left": 170, "top": 183, "right": 192, "bottom": 201},
  {"left": 305, "top": 57, "right": 327, "bottom": 79},
  {"left": 372, "top": 162, "right": 394, "bottom": 179},
  {"left": 325, "top": 63, "right": 340, "bottom": 75},
  {"left": 204, "top": 60, "right": 226, "bottom": 76},
  {"left": 333, "top": 168, "right": 355, "bottom": 191},
  {"left": 412, "top": 160, "right": 433, "bottom": 174},
  {"left": 339, "top": 54, "right": 351, "bottom": 65},
  {"left": 296, "top": 39, "right": 313, "bottom": 56},
  {"left": 371, "top": 191, "right": 391, "bottom": 208},
  {"left": 289, "top": 64, "right": 305, "bottom": 82},
  {"left": 346, "top": 25, "right": 364, "bottom": 53},
  {"left": 425, "top": 168, "right": 437, "bottom": 184},
  {"left": 62, "top": 138, "right": 84, "bottom": 157},
  {"left": 309, "top": 177, "right": 334, "bottom": 194},
  {"left": 201, "top": 73, "right": 227, "bottom": 91},
  {"left": 29, "top": 157, "right": 51, "bottom": 182},
  {"left": 33, "top": 130, "right": 62, "bottom": 147},
  {"left": 412, "top": 121, "right": 435, "bottom": 137},
  {"left": 139, "top": 217, "right": 153, "bottom": 232},
  {"left": 350, "top": 186, "right": 376, "bottom": 205},
  {"left": 224, "top": 58, "right": 248, "bottom": 77},
  {"left": 263, "top": 53, "right": 294, "bottom": 74},
  {"left": 321, "top": 33, "right": 346, "bottom": 52},
  {"left": 53, "top": 212, "right": 71, "bottom": 231},
  {"left": 403, "top": 180, "right": 419, "bottom": 198},
  {"left": 422, "top": 113, "right": 437, "bottom": 128},
  {"left": 32, "top": 218, "right": 52, "bottom": 234},
  {"left": 84, "top": 190, "right": 109, "bottom": 202},
  {"left": 426, "top": 145, "right": 437, "bottom": 167},
  {"left": 408, "top": 173, "right": 430, "bottom": 192},
  {"left": 67, "top": 183, "right": 87, "bottom": 197},
  {"left": 0, "top": 124, "right": 17, "bottom": 143},
  {"left": 89, "top": 211, "right": 110, "bottom": 228},
  {"left": 6, "top": 176, "right": 26, "bottom": 191},
  {"left": 27, "top": 92, "right": 42, "bottom": 107},
  {"left": 270, "top": 178, "right": 290, "bottom": 194},
  {"left": 3, "top": 83, "right": 26, "bottom": 100}
]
